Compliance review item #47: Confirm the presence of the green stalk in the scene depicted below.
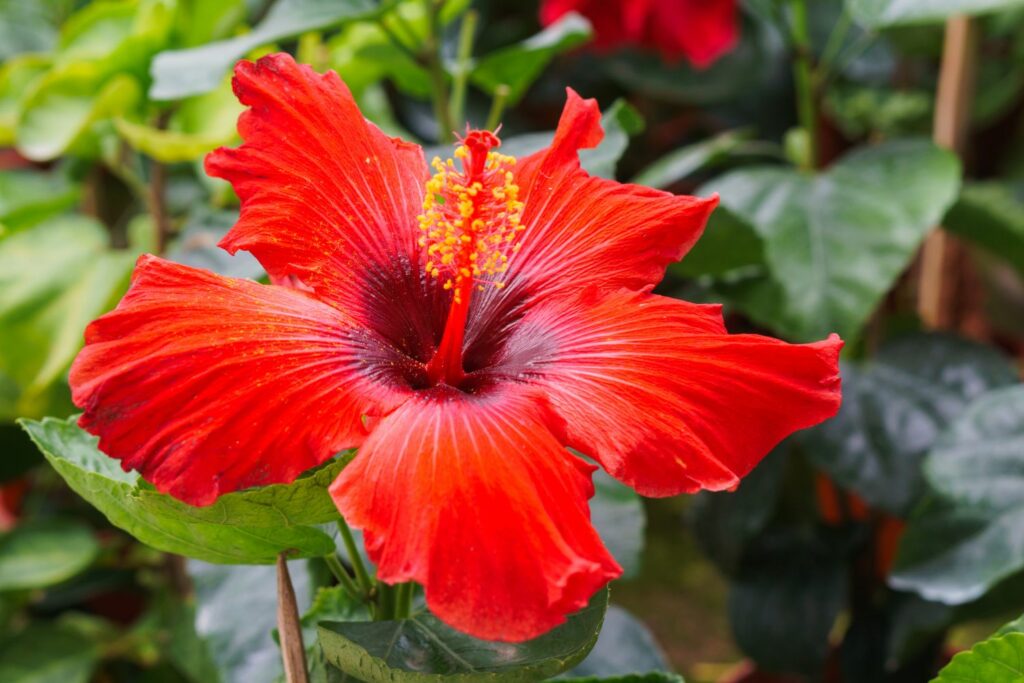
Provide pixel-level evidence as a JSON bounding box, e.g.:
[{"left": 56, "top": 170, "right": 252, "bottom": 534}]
[
  {"left": 323, "top": 553, "right": 363, "bottom": 602},
  {"left": 485, "top": 84, "right": 510, "bottom": 131},
  {"left": 336, "top": 518, "right": 374, "bottom": 596},
  {"left": 423, "top": 0, "right": 454, "bottom": 142},
  {"left": 789, "top": 0, "right": 817, "bottom": 170},
  {"left": 394, "top": 582, "right": 414, "bottom": 619},
  {"left": 449, "top": 10, "right": 478, "bottom": 129}
]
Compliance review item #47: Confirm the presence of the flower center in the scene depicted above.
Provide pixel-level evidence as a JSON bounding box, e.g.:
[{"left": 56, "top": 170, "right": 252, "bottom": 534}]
[{"left": 419, "top": 129, "right": 523, "bottom": 387}]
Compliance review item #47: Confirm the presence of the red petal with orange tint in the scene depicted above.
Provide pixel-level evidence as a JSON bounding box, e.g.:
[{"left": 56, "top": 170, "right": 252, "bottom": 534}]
[
  {"left": 206, "top": 53, "right": 428, "bottom": 315},
  {"left": 329, "top": 385, "right": 620, "bottom": 641},
  {"left": 71, "top": 256, "right": 412, "bottom": 505},
  {"left": 498, "top": 289, "right": 842, "bottom": 496},
  {"left": 502, "top": 90, "right": 717, "bottom": 304}
]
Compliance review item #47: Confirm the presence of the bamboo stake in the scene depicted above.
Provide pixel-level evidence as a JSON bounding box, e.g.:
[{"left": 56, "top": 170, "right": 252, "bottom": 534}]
[
  {"left": 917, "top": 16, "right": 978, "bottom": 329},
  {"left": 277, "top": 554, "right": 309, "bottom": 683}
]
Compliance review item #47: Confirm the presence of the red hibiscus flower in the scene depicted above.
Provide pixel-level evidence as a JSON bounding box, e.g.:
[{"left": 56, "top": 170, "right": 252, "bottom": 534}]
[
  {"left": 540, "top": 0, "right": 739, "bottom": 67},
  {"left": 70, "top": 53, "right": 840, "bottom": 641}
]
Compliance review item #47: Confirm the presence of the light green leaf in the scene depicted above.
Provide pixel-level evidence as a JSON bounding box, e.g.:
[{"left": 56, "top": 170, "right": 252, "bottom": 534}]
[
  {"left": 0, "top": 169, "right": 79, "bottom": 233},
  {"left": 703, "top": 139, "right": 961, "bottom": 342},
  {"left": 57, "top": 0, "right": 176, "bottom": 78},
  {"left": 174, "top": 0, "right": 247, "bottom": 48},
  {"left": 802, "top": 333, "right": 1017, "bottom": 515},
  {"left": 0, "top": 0, "right": 59, "bottom": 61},
  {"left": 16, "top": 66, "right": 141, "bottom": 161},
  {"left": 0, "top": 520, "right": 98, "bottom": 591},
  {"left": 564, "top": 675, "right": 683, "bottom": 683},
  {"left": 848, "top": 0, "right": 1024, "bottom": 28},
  {"left": 150, "top": 0, "right": 385, "bottom": 101},
  {"left": 892, "top": 386, "right": 1024, "bottom": 604},
  {"left": 0, "top": 216, "right": 134, "bottom": 419},
  {"left": 632, "top": 131, "right": 759, "bottom": 189},
  {"left": 0, "top": 620, "right": 100, "bottom": 683},
  {"left": 22, "top": 415, "right": 347, "bottom": 564},
  {"left": 931, "top": 631, "right": 1024, "bottom": 683},
  {"left": 470, "top": 13, "right": 591, "bottom": 106},
  {"left": 318, "top": 589, "right": 608, "bottom": 682},
  {"left": 0, "top": 54, "right": 50, "bottom": 146}
]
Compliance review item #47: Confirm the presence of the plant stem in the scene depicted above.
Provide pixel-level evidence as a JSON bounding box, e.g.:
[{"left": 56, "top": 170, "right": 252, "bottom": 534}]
[
  {"left": 323, "top": 553, "right": 363, "bottom": 602},
  {"left": 336, "top": 518, "right": 374, "bottom": 595},
  {"left": 423, "top": 0, "right": 454, "bottom": 142},
  {"left": 276, "top": 554, "right": 309, "bottom": 683},
  {"left": 449, "top": 10, "right": 478, "bottom": 128},
  {"left": 485, "top": 84, "right": 510, "bottom": 131},
  {"left": 788, "top": 0, "right": 817, "bottom": 170},
  {"left": 394, "top": 582, "right": 414, "bottom": 619}
]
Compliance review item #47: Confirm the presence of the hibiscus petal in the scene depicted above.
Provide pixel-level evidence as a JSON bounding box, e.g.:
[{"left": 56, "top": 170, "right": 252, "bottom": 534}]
[
  {"left": 205, "top": 53, "right": 428, "bottom": 313},
  {"left": 496, "top": 289, "right": 842, "bottom": 496},
  {"left": 329, "top": 385, "right": 620, "bottom": 641},
  {"left": 503, "top": 89, "right": 718, "bottom": 304},
  {"left": 645, "top": 0, "right": 739, "bottom": 68},
  {"left": 71, "top": 255, "right": 412, "bottom": 506}
]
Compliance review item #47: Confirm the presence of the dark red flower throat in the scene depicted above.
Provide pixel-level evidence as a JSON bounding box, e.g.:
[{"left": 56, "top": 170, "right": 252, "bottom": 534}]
[{"left": 420, "top": 129, "right": 524, "bottom": 388}]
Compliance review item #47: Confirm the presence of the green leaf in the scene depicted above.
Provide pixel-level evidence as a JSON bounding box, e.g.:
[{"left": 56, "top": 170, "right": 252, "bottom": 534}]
[
  {"left": 57, "top": 0, "right": 176, "bottom": 79},
  {"left": 470, "top": 13, "right": 591, "bottom": 105},
  {"left": 0, "top": 54, "right": 50, "bottom": 146},
  {"left": 0, "top": 0, "right": 59, "bottom": 61},
  {"left": 590, "top": 471, "right": 645, "bottom": 579},
  {"left": 150, "top": 0, "right": 384, "bottom": 101},
  {"left": 944, "top": 182, "right": 1024, "bottom": 277},
  {"left": 0, "top": 520, "right": 98, "bottom": 591},
  {"left": 190, "top": 560, "right": 315, "bottom": 683},
  {"left": 891, "top": 385, "right": 1024, "bottom": 604},
  {"left": 493, "top": 99, "right": 642, "bottom": 180},
  {"left": 564, "top": 606, "right": 670, "bottom": 679},
  {"left": 318, "top": 588, "right": 609, "bottom": 682},
  {"left": 0, "top": 620, "right": 100, "bottom": 683},
  {"left": 174, "top": 0, "right": 247, "bottom": 48},
  {"left": 802, "top": 333, "right": 1017, "bottom": 515},
  {"left": 848, "top": 0, "right": 1024, "bottom": 28},
  {"left": 22, "top": 415, "right": 346, "bottom": 564},
  {"left": 0, "top": 169, "right": 79, "bottom": 233},
  {"left": 703, "top": 139, "right": 961, "bottom": 342},
  {"left": 931, "top": 631, "right": 1024, "bottom": 683},
  {"left": 670, "top": 206, "right": 764, "bottom": 279},
  {"left": 631, "top": 131, "right": 759, "bottom": 189},
  {"left": 16, "top": 66, "right": 141, "bottom": 161},
  {"left": 564, "top": 675, "right": 683, "bottom": 683},
  {"left": 0, "top": 216, "right": 135, "bottom": 419}
]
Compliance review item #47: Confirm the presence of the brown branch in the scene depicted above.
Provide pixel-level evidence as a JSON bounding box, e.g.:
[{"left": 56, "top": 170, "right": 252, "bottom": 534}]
[
  {"left": 916, "top": 16, "right": 978, "bottom": 330},
  {"left": 276, "top": 554, "right": 309, "bottom": 683}
]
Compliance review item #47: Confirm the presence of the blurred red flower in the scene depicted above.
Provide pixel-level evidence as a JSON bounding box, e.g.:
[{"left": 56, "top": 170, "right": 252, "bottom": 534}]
[
  {"left": 70, "top": 53, "right": 840, "bottom": 641},
  {"left": 541, "top": 0, "right": 739, "bottom": 67}
]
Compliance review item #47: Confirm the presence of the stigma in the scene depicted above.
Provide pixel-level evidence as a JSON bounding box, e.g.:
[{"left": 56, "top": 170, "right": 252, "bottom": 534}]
[{"left": 417, "top": 129, "right": 524, "bottom": 304}]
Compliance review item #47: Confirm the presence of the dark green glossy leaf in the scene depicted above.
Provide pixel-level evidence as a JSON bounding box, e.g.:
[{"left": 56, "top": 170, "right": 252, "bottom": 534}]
[
  {"left": 931, "top": 631, "right": 1024, "bottom": 683},
  {"left": 944, "top": 182, "right": 1024, "bottom": 277},
  {"left": 150, "top": 0, "right": 384, "bottom": 100},
  {"left": 0, "top": 620, "right": 100, "bottom": 683},
  {"left": 22, "top": 415, "right": 345, "bottom": 564},
  {"left": 0, "top": 216, "right": 134, "bottom": 420},
  {"left": 998, "top": 613, "right": 1024, "bottom": 636},
  {"left": 0, "top": 519, "right": 98, "bottom": 591},
  {"left": 729, "top": 530, "right": 849, "bottom": 677},
  {"left": 690, "top": 446, "right": 788, "bottom": 575},
  {"left": 590, "top": 471, "right": 645, "bottom": 579},
  {"left": 702, "top": 140, "right": 961, "bottom": 342},
  {"left": 892, "top": 385, "right": 1024, "bottom": 604},
  {"left": 470, "top": 13, "right": 591, "bottom": 105},
  {"left": 802, "top": 333, "right": 1017, "bottom": 515},
  {"left": 564, "top": 606, "right": 670, "bottom": 678},
  {"left": 318, "top": 588, "right": 609, "bottom": 682},
  {"left": 847, "top": 0, "right": 1024, "bottom": 28},
  {"left": 190, "top": 560, "right": 315, "bottom": 683}
]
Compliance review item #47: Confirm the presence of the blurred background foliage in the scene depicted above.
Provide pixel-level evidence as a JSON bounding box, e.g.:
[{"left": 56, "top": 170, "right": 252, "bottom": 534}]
[{"left": 2, "top": 0, "right": 1024, "bottom": 681}]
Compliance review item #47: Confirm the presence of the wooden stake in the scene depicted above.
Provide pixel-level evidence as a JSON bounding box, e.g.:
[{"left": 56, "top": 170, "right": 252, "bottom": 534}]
[
  {"left": 917, "top": 16, "right": 978, "bottom": 329},
  {"left": 277, "top": 554, "right": 309, "bottom": 683}
]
